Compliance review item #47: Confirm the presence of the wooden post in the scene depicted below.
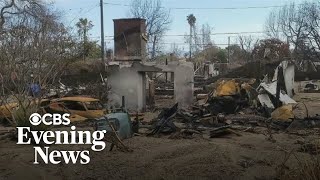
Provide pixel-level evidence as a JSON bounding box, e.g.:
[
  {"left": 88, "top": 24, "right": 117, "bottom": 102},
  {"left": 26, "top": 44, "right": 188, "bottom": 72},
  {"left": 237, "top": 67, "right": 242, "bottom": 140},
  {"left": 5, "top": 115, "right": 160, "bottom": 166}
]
[
  {"left": 276, "top": 66, "right": 284, "bottom": 108},
  {"left": 165, "top": 58, "right": 168, "bottom": 83},
  {"left": 149, "top": 80, "right": 155, "bottom": 108}
]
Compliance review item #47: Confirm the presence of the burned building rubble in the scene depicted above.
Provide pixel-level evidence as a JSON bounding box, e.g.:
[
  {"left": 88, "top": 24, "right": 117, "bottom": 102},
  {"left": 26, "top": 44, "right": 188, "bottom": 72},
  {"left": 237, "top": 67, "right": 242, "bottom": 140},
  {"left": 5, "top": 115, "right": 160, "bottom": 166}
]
[
  {"left": 107, "top": 62, "right": 161, "bottom": 112},
  {"left": 1, "top": 17, "right": 320, "bottom": 160},
  {"left": 146, "top": 59, "right": 320, "bottom": 138},
  {"left": 107, "top": 18, "right": 195, "bottom": 112},
  {"left": 3, "top": 1, "right": 320, "bottom": 179},
  {"left": 107, "top": 61, "right": 194, "bottom": 112},
  {"left": 38, "top": 16, "right": 319, "bottom": 141}
]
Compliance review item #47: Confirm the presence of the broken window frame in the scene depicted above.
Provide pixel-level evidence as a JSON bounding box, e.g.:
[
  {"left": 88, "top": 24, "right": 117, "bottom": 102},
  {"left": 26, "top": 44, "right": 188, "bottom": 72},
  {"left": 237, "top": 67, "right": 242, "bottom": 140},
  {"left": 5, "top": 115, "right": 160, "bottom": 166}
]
[{"left": 61, "top": 101, "right": 87, "bottom": 111}]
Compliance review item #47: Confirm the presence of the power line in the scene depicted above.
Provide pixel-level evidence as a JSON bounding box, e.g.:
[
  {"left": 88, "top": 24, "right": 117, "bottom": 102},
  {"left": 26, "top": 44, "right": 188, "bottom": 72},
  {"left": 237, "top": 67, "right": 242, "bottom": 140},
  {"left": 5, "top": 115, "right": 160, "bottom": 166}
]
[
  {"left": 104, "top": 2, "right": 290, "bottom": 10},
  {"left": 67, "top": 4, "right": 99, "bottom": 29},
  {"left": 83, "top": 4, "right": 100, "bottom": 15},
  {"left": 148, "top": 42, "right": 240, "bottom": 46},
  {"left": 87, "top": 31, "right": 269, "bottom": 39},
  {"left": 90, "top": 38, "right": 241, "bottom": 46},
  {"left": 162, "top": 31, "right": 268, "bottom": 37},
  {"left": 87, "top": 37, "right": 240, "bottom": 45},
  {"left": 146, "top": 41, "right": 242, "bottom": 45}
]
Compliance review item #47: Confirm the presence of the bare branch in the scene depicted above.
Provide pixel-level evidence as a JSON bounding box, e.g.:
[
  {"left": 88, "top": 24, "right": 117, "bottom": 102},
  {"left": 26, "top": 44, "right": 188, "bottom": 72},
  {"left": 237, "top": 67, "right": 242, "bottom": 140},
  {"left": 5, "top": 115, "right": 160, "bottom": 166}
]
[
  {"left": 265, "top": 1, "right": 320, "bottom": 62},
  {"left": 128, "top": 0, "right": 172, "bottom": 59}
]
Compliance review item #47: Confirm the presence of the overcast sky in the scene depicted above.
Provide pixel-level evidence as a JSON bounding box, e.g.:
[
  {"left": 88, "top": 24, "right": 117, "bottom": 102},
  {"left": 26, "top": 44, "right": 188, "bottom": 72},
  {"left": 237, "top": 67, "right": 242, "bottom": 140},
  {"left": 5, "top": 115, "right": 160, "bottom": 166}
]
[{"left": 52, "top": 0, "right": 315, "bottom": 52}]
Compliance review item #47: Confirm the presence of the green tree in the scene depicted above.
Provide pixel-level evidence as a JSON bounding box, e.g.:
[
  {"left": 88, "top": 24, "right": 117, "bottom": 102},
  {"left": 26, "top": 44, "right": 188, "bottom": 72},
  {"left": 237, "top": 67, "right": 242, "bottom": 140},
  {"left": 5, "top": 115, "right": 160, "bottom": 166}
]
[
  {"left": 217, "top": 50, "right": 227, "bottom": 63},
  {"left": 86, "top": 41, "right": 101, "bottom": 58}
]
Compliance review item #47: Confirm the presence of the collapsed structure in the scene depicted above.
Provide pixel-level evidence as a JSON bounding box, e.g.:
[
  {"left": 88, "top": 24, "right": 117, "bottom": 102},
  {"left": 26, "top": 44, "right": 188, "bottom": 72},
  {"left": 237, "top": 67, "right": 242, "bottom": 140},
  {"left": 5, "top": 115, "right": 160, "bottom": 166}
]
[
  {"left": 108, "top": 18, "right": 194, "bottom": 112},
  {"left": 103, "top": 17, "right": 319, "bottom": 141}
]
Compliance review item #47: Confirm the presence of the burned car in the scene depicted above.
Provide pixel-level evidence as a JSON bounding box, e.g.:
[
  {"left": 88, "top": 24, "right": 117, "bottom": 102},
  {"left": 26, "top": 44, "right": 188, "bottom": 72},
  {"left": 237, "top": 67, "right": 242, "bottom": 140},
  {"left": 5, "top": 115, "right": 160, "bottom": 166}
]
[
  {"left": 304, "top": 83, "right": 319, "bottom": 92},
  {"left": 48, "top": 97, "right": 107, "bottom": 121},
  {"left": 0, "top": 102, "right": 19, "bottom": 120}
]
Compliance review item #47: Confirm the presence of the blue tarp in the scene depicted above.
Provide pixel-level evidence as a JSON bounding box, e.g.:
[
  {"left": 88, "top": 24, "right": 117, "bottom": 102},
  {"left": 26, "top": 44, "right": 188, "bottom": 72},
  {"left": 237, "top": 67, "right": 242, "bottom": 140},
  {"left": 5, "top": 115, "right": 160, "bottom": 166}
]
[{"left": 30, "top": 83, "right": 41, "bottom": 97}]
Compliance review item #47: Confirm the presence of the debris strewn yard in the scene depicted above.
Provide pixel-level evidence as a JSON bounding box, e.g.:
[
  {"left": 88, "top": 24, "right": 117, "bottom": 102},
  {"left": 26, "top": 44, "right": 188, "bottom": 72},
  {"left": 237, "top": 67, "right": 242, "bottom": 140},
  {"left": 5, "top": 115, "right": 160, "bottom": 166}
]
[
  {"left": 1, "top": 0, "right": 320, "bottom": 179},
  {"left": 0, "top": 91, "right": 319, "bottom": 179}
]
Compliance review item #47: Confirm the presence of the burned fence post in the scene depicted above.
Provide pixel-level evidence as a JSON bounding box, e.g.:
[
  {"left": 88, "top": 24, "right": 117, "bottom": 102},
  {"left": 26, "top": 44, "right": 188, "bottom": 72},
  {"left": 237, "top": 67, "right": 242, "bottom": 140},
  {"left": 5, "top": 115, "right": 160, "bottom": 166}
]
[
  {"left": 121, "top": 96, "right": 125, "bottom": 111},
  {"left": 148, "top": 80, "right": 155, "bottom": 108},
  {"left": 276, "top": 66, "right": 284, "bottom": 108},
  {"left": 165, "top": 58, "right": 168, "bottom": 83}
]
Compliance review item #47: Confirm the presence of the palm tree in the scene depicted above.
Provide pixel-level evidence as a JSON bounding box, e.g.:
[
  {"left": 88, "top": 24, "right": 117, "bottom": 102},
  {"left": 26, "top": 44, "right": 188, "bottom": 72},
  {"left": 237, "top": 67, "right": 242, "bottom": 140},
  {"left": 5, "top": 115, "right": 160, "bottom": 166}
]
[
  {"left": 187, "top": 14, "right": 196, "bottom": 59},
  {"left": 187, "top": 14, "right": 196, "bottom": 27},
  {"left": 76, "top": 18, "right": 93, "bottom": 60}
]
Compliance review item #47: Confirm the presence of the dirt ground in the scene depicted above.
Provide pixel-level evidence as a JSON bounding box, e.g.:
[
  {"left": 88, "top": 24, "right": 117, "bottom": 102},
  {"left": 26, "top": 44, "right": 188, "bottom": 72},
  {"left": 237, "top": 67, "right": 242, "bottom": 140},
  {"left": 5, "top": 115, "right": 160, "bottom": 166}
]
[
  {"left": 293, "top": 93, "right": 320, "bottom": 118},
  {"left": 0, "top": 93, "right": 319, "bottom": 180}
]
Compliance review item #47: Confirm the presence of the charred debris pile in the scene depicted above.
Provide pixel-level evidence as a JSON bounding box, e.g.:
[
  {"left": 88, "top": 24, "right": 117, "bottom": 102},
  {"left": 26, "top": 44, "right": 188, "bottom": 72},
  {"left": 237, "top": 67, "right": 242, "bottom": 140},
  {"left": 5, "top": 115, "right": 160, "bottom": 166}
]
[{"left": 146, "top": 61, "right": 320, "bottom": 139}]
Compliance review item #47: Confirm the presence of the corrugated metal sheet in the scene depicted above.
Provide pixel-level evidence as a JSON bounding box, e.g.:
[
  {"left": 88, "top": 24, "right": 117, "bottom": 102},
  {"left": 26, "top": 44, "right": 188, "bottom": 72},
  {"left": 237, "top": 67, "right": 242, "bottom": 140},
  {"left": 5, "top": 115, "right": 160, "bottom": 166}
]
[{"left": 258, "top": 82, "right": 297, "bottom": 104}]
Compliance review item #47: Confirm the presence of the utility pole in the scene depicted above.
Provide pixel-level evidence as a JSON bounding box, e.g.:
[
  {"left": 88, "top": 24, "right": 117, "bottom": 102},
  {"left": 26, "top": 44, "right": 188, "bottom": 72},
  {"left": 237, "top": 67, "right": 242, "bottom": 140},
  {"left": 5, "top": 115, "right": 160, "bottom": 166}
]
[
  {"left": 227, "top": 36, "right": 230, "bottom": 63},
  {"left": 100, "top": 0, "right": 105, "bottom": 63},
  {"left": 189, "top": 25, "right": 192, "bottom": 60}
]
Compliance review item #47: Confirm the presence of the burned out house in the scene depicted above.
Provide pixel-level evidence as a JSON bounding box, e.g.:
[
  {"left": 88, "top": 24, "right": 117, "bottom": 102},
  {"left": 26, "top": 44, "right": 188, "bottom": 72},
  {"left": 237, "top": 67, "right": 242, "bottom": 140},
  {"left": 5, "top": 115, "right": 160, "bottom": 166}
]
[{"left": 108, "top": 18, "right": 194, "bottom": 112}]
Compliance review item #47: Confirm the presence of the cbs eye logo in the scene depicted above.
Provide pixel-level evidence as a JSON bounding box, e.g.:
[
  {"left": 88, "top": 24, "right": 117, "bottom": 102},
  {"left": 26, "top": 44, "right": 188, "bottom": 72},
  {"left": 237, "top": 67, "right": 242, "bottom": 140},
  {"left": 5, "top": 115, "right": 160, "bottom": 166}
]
[
  {"left": 29, "top": 113, "right": 42, "bottom": 126},
  {"left": 29, "top": 113, "right": 71, "bottom": 126}
]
